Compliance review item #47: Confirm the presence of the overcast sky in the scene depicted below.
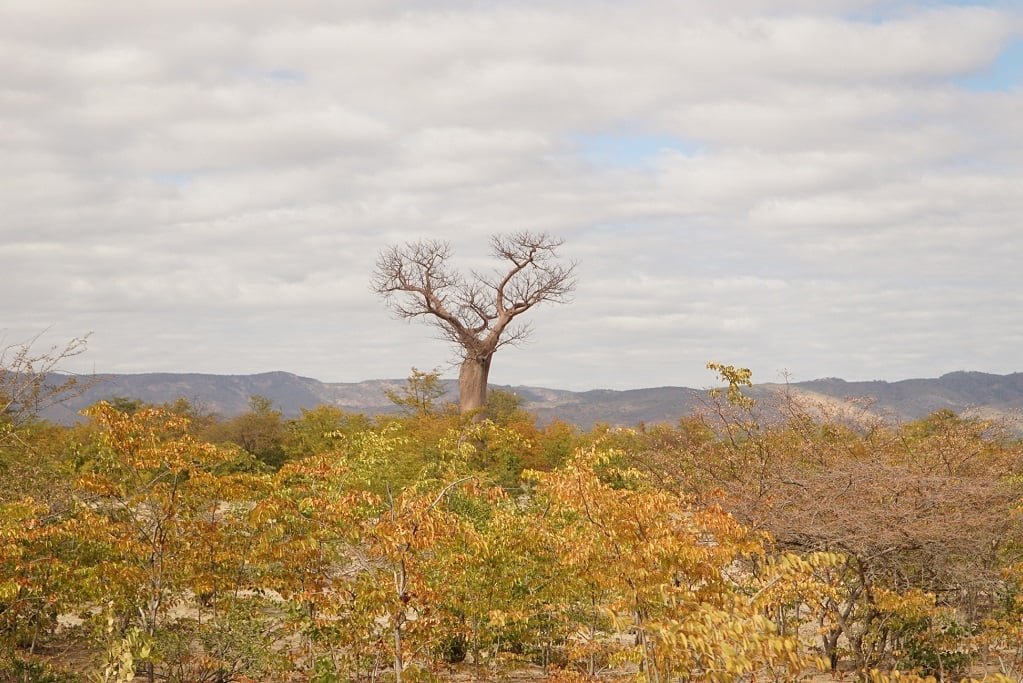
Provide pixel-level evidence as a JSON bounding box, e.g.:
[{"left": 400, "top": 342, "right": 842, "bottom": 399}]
[{"left": 3, "top": 0, "right": 1021, "bottom": 391}]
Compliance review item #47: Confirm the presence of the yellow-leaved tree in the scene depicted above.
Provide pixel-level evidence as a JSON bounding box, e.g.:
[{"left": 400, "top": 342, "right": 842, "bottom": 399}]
[
  {"left": 526, "top": 444, "right": 811, "bottom": 682},
  {"left": 74, "top": 402, "right": 277, "bottom": 682}
]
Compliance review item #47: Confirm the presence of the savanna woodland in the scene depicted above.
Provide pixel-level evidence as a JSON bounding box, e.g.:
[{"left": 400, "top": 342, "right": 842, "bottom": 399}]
[{"left": 4, "top": 250, "right": 1023, "bottom": 682}]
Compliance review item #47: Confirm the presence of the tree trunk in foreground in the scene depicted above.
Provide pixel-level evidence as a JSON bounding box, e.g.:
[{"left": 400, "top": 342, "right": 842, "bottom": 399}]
[{"left": 458, "top": 356, "right": 492, "bottom": 414}]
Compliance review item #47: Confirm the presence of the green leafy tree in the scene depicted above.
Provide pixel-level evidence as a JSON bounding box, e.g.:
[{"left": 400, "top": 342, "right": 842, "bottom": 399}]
[
  {"left": 283, "top": 404, "right": 372, "bottom": 461},
  {"left": 385, "top": 367, "right": 449, "bottom": 417},
  {"left": 484, "top": 388, "right": 529, "bottom": 424},
  {"left": 206, "top": 395, "right": 288, "bottom": 468}
]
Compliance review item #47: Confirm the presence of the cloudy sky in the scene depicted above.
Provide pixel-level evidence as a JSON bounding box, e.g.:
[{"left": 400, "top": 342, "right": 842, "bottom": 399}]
[{"left": 3, "top": 0, "right": 1021, "bottom": 391}]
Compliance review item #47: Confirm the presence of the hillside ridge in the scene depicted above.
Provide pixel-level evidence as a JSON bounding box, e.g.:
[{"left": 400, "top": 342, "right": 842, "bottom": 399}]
[{"left": 40, "top": 369, "right": 1023, "bottom": 430}]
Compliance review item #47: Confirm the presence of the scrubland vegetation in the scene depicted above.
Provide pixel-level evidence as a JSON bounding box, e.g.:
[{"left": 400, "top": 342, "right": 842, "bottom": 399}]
[{"left": 3, "top": 361, "right": 1023, "bottom": 682}]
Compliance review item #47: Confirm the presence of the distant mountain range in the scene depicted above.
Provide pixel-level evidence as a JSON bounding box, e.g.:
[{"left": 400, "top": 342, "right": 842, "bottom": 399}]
[{"left": 40, "top": 370, "right": 1023, "bottom": 431}]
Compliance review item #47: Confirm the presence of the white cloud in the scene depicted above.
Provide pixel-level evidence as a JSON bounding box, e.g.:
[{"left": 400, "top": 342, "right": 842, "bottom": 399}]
[{"left": 1, "top": 0, "right": 1021, "bottom": 390}]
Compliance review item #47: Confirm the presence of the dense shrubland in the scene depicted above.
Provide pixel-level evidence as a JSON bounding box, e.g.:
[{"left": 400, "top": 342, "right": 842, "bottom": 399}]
[{"left": 1, "top": 366, "right": 1022, "bottom": 682}]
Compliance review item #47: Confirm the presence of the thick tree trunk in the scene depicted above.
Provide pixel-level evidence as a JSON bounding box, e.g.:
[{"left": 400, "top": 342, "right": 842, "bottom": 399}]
[{"left": 458, "top": 355, "right": 492, "bottom": 414}]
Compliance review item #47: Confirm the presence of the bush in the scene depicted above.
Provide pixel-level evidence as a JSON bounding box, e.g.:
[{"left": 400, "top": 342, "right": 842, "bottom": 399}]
[
  {"left": 0, "top": 653, "right": 80, "bottom": 683},
  {"left": 436, "top": 633, "right": 467, "bottom": 664}
]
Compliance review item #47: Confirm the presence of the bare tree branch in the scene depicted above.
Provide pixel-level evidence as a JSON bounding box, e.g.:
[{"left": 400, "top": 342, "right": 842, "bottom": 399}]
[
  {"left": 371, "top": 232, "right": 575, "bottom": 412},
  {"left": 1, "top": 331, "right": 93, "bottom": 443},
  {"left": 372, "top": 232, "right": 575, "bottom": 359}
]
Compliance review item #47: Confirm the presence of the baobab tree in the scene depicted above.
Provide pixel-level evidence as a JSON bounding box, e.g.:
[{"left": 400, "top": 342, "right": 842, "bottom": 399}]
[{"left": 372, "top": 232, "right": 575, "bottom": 414}]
